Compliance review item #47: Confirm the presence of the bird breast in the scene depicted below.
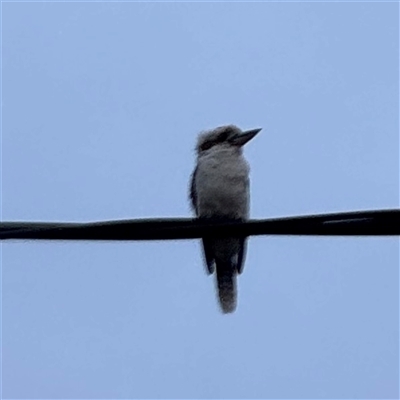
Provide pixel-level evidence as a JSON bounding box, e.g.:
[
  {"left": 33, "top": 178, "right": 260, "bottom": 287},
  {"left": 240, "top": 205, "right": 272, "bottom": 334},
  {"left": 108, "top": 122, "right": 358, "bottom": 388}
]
[{"left": 195, "top": 149, "right": 250, "bottom": 219}]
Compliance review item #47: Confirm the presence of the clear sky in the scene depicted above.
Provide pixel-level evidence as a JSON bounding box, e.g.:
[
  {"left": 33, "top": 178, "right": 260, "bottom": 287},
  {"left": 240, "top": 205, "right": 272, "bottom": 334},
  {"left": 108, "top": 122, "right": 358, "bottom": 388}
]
[{"left": 2, "top": 2, "right": 399, "bottom": 399}]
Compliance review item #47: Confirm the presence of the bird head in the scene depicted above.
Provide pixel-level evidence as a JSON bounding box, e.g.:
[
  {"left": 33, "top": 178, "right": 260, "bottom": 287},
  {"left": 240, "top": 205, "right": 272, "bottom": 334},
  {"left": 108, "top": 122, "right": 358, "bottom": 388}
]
[{"left": 196, "top": 125, "right": 261, "bottom": 155}]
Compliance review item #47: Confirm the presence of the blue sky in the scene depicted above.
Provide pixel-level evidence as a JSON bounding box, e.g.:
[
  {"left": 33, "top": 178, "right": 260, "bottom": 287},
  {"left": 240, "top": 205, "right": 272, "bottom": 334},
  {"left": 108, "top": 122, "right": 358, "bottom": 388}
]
[{"left": 1, "top": 2, "right": 399, "bottom": 399}]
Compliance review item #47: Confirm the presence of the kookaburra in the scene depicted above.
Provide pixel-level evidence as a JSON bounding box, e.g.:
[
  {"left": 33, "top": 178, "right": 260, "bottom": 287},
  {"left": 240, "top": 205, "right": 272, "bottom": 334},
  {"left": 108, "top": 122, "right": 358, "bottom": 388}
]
[{"left": 190, "top": 125, "right": 261, "bottom": 313}]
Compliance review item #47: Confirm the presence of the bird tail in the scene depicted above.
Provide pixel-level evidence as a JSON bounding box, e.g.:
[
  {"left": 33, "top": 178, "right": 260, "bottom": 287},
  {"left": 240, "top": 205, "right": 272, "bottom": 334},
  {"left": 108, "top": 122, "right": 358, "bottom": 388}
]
[{"left": 216, "top": 262, "right": 237, "bottom": 313}]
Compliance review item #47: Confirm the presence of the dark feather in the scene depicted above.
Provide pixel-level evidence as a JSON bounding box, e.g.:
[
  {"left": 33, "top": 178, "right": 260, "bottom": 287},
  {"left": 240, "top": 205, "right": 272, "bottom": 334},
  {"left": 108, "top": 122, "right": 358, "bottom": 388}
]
[
  {"left": 201, "top": 237, "right": 215, "bottom": 274},
  {"left": 189, "top": 165, "right": 198, "bottom": 214},
  {"left": 236, "top": 237, "right": 247, "bottom": 274}
]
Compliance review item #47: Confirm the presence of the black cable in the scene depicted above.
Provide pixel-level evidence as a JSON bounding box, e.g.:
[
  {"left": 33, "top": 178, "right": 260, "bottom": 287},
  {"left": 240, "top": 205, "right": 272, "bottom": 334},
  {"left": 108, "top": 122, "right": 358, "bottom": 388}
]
[{"left": 1, "top": 209, "right": 399, "bottom": 241}]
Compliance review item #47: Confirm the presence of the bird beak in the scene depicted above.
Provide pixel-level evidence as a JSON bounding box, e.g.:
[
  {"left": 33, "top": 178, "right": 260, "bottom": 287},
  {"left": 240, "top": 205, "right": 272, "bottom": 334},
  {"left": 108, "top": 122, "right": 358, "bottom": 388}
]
[{"left": 231, "top": 128, "right": 262, "bottom": 146}]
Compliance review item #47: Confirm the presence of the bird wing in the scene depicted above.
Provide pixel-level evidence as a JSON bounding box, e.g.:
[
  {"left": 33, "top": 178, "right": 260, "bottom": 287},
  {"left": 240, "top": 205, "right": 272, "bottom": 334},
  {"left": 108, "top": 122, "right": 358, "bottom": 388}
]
[
  {"left": 236, "top": 237, "right": 247, "bottom": 274},
  {"left": 236, "top": 176, "right": 250, "bottom": 274},
  {"left": 189, "top": 166, "right": 198, "bottom": 214},
  {"left": 201, "top": 237, "right": 215, "bottom": 274},
  {"left": 190, "top": 166, "right": 215, "bottom": 274}
]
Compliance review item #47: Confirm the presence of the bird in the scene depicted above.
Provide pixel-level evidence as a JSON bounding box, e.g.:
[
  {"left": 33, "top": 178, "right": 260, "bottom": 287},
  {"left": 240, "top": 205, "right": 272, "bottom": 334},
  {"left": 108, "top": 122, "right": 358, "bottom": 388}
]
[{"left": 190, "top": 124, "right": 261, "bottom": 313}]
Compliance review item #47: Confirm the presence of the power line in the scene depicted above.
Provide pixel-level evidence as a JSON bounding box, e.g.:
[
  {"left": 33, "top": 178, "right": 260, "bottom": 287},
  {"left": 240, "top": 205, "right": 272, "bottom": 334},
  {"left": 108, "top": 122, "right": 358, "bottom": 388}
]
[{"left": 1, "top": 209, "right": 399, "bottom": 241}]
